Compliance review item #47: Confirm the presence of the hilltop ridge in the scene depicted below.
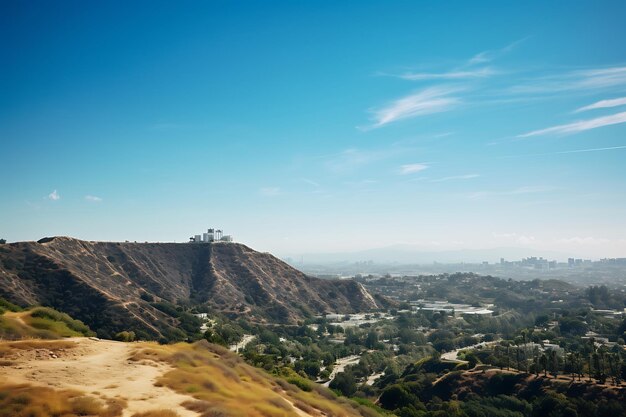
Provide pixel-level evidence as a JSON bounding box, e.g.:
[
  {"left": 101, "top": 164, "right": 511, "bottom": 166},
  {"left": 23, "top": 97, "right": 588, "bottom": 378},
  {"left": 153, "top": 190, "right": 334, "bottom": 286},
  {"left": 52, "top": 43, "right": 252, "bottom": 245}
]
[{"left": 0, "top": 237, "right": 383, "bottom": 339}]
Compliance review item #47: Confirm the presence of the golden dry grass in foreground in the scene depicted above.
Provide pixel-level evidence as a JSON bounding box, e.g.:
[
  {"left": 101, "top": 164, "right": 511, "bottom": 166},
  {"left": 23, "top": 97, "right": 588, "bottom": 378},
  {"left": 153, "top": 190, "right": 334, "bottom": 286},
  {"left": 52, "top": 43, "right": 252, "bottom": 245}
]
[
  {"left": 0, "top": 337, "right": 381, "bottom": 417},
  {"left": 0, "top": 383, "right": 126, "bottom": 417},
  {"left": 0, "top": 338, "right": 199, "bottom": 417},
  {"left": 131, "top": 411, "right": 181, "bottom": 417},
  {"left": 131, "top": 340, "right": 380, "bottom": 417}
]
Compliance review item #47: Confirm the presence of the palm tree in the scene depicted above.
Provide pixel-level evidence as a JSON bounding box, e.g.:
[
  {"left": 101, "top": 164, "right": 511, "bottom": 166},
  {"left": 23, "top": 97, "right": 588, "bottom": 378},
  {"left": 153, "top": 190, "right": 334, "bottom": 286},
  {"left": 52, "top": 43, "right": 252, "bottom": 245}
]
[
  {"left": 587, "top": 337, "right": 596, "bottom": 382},
  {"left": 520, "top": 330, "right": 527, "bottom": 371},
  {"left": 592, "top": 352, "right": 601, "bottom": 381},
  {"left": 506, "top": 343, "right": 511, "bottom": 371},
  {"left": 540, "top": 353, "right": 548, "bottom": 377},
  {"left": 533, "top": 346, "right": 540, "bottom": 377},
  {"left": 549, "top": 349, "right": 558, "bottom": 378},
  {"left": 575, "top": 352, "right": 583, "bottom": 381},
  {"left": 607, "top": 353, "right": 617, "bottom": 386},
  {"left": 597, "top": 346, "right": 607, "bottom": 383}
]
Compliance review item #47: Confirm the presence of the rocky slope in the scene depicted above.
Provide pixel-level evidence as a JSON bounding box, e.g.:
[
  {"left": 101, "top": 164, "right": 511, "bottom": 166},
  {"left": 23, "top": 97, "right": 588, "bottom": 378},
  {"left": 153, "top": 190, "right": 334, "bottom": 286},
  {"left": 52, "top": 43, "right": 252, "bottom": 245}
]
[{"left": 0, "top": 237, "right": 383, "bottom": 338}]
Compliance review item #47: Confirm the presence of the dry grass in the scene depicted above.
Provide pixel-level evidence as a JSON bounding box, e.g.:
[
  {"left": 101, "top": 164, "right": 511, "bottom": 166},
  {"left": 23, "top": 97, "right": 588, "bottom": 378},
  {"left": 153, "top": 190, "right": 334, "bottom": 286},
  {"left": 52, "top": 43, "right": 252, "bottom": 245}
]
[
  {"left": 0, "top": 339, "right": 77, "bottom": 358},
  {"left": 181, "top": 399, "right": 211, "bottom": 412},
  {"left": 131, "top": 411, "right": 181, "bottom": 417},
  {"left": 0, "top": 331, "right": 376, "bottom": 417},
  {"left": 128, "top": 340, "right": 378, "bottom": 417},
  {"left": 0, "top": 384, "right": 125, "bottom": 417}
]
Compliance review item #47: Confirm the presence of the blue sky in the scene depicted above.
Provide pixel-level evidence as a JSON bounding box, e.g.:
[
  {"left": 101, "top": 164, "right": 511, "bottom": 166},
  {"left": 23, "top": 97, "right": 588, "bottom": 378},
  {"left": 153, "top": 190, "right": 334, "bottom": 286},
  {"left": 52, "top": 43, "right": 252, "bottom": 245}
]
[{"left": 2, "top": 1, "right": 626, "bottom": 258}]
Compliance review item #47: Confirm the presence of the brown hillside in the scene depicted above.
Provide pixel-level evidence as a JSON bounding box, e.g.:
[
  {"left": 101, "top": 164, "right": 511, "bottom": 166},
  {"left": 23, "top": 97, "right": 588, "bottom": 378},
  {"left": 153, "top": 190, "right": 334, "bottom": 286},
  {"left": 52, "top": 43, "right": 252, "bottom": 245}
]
[{"left": 0, "top": 237, "right": 382, "bottom": 339}]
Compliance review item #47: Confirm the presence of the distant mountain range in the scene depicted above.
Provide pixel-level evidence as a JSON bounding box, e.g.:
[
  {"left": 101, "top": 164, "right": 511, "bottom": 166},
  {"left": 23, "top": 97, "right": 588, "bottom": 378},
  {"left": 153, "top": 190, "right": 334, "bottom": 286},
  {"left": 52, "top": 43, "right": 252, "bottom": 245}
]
[
  {"left": 285, "top": 244, "right": 578, "bottom": 265},
  {"left": 0, "top": 237, "right": 384, "bottom": 339}
]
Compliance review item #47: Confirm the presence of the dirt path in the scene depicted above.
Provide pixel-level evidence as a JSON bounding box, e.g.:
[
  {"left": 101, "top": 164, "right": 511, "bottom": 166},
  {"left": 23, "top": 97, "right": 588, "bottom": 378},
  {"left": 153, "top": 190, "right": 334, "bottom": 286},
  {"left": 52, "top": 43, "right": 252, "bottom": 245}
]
[
  {"left": 229, "top": 334, "right": 255, "bottom": 352},
  {"left": 441, "top": 340, "right": 500, "bottom": 362},
  {"left": 1, "top": 338, "right": 199, "bottom": 417},
  {"left": 322, "top": 355, "right": 361, "bottom": 387}
]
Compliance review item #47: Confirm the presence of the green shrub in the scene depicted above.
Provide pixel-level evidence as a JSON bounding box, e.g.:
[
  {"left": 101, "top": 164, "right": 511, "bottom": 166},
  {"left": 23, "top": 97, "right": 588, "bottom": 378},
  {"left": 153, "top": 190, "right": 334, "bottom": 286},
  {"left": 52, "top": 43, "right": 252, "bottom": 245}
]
[
  {"left": 29, "top": 307, "right": 94, "bottom": 336},
  {"left": 0, "top": 298, "right": 21, "bottom": 313},
  {"left": 286, "top": 376, "right": 313, "bottom": 392},
  {"left": 114, "top": 331, "right": 136, "bottom": 342}
]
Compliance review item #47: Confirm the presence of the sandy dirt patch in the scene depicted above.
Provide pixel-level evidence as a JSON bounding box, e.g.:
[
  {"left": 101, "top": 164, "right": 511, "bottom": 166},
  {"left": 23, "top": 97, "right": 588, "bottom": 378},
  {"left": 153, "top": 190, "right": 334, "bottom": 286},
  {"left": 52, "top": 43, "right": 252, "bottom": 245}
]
[{"left": 0, "top": 337, "right": 199, "bottom": 417}]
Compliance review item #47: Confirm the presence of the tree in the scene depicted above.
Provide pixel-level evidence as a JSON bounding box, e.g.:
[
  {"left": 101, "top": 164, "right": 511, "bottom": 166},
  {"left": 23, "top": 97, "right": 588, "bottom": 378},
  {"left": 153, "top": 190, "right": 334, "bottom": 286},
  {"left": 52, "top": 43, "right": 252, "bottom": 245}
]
[
  {"left": 114, "top": 330, "right": 136, "bottom": 342},
  {"left": 587, "top": 337, "right": 596, "bottom": 381},
  {"left": 295, "top": 360, "right": 320, "bottom": 379},
  {"left": 365, "top": 330, "right": 378, "bottom": 349},
  {"left": 344, "top": 328, "right": 361, "bottom": 346},
  {"left": 329, "top": 370, "right": 357, "bottom": 396},
  {"left": 549, "top": 349, "right": 558, "bottom": 377},
  {"left": 465, "top": 351, "right": 480, "bottom": 369},
  {"left": 0, "top": 238, "right": 6, "bottom": 244},
  {"left": 540, "top": 353, "right": 548, "bottom": 377},
  {"left": 379, "top": 384, "right": 419, "bottom": 410},
  {"left": 535, "top": 314, "right": 550, "bottom": 327},
  {"left": 559, "top": 317, "right": 587, "bottom": 336}
]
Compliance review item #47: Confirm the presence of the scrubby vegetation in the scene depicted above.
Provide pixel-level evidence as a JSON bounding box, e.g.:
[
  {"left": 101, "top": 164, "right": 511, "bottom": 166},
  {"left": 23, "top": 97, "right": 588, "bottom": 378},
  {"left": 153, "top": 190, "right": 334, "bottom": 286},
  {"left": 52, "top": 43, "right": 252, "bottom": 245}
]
[
  {"left": 371, "top": 357, "right": 626, "bottom": 417},
  {"left": 0, "top": 302, "right": 94, "bottom": 339},
  {"left": 130, "top": 340, "right": 381, "bottom": 417},
  {"left": 0, "top": 384, "right": 125, "bottom": 417}
]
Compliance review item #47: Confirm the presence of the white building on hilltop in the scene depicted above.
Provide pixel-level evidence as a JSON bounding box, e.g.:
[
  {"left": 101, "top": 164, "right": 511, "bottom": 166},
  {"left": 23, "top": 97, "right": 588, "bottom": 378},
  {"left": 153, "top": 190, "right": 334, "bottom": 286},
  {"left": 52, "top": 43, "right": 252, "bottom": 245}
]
[{"left": 190, "top": 228, "right": 234, "bottom": 243}]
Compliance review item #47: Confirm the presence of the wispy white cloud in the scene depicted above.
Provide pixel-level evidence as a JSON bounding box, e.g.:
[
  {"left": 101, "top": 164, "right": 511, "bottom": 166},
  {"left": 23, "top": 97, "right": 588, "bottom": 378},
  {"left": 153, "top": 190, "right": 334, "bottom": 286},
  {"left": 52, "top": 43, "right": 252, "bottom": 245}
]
[
  {"left": 299, "top": 178, "right": 320, "bottom": 187},
  {"left": 397, "top": 67, "right": 496, "bottom": 81},
  {"left": 259, "top": 187, "right": 281, "bottom": 196},
  {"left": 324, "top": 147, "right": 404, "bottom": 173},
  {"left": 575, "top": 96, "right": 626, "bottom": 112},
  {"left": 492, "top": 232, "right": 518, "bottom": 239},
  {"left": 47, "top": 190, "right": 60, "bottom": 201},
  {"left": 510, "top": 66, "right": 626, "bottom": 94},
  {"left": 518, "top": 111, "right": 626, "bottom": 137},
  {"left": 502, "top": 145, "right": 626, "bottom": 158},
  {"left": 85, "top": 195, "right": 103, "bottom": 202},
  {"left": 399, "top": 163, "right": 429, "bottom": 175},
  {"left": 491, "top": 232, "right": 537, "bottom": 245},
  {"left": 555, "top": 236, "right": 610, "bottom": 245},
  {"left": 368, "top": 86, "right": 461, "bottom": 129},
  {"left": 575, "top": 66, "right": 626, "bottom": 90},
  {"left": 430, "top": 174, "right": 480, "bottom": 182},
  {"left": 468, "top": 37, "right": 529, "bottom": 65},
  {"left": 468, "top": 52, "right": 491, "bottom": 65}
]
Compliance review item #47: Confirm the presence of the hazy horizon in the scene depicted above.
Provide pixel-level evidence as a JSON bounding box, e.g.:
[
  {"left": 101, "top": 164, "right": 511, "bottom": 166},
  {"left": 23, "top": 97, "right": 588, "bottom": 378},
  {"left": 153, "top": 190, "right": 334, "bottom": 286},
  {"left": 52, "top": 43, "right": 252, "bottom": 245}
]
[
  {"left": 3, "top": 2, "right": 626, "bottom": 259},
  {"left": 0, "top": 235, "right": 618, "bottom": 263}
]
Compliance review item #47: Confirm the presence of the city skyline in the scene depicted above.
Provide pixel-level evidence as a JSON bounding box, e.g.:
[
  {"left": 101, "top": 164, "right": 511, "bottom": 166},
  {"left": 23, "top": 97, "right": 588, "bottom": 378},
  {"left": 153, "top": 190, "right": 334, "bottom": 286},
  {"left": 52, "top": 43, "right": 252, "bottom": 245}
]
[{"left": 2, "top": 1, "right": 626, "bottom": 258}]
